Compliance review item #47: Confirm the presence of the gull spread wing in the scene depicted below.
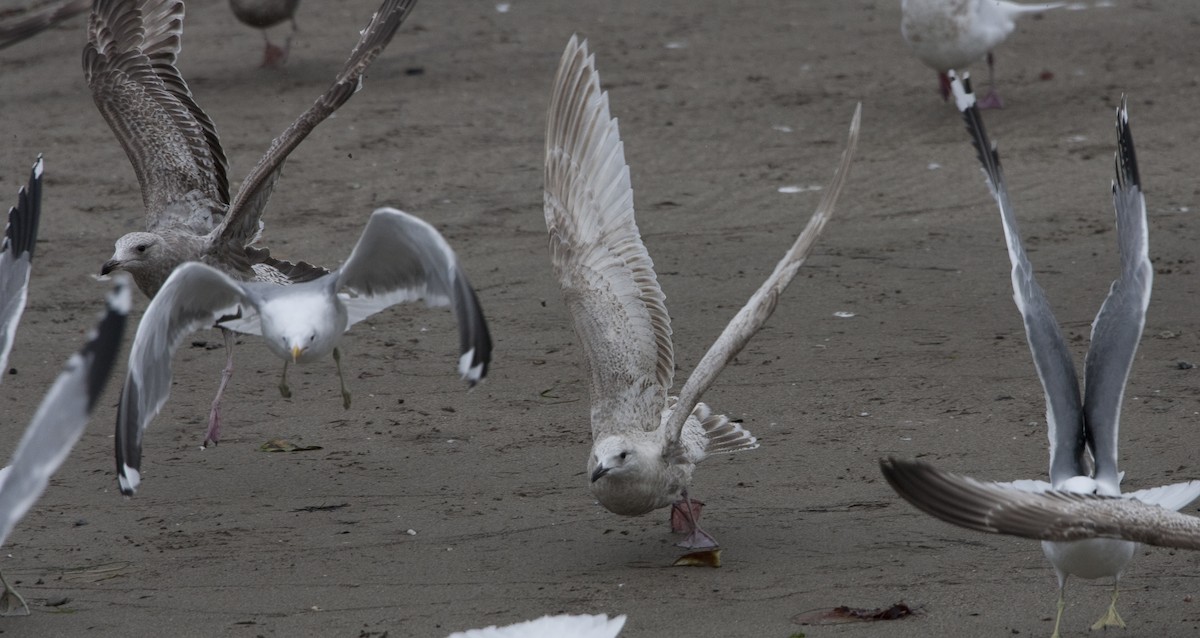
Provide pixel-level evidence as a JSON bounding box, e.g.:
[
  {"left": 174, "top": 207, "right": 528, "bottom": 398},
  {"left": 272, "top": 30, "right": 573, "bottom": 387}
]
[
  {"left": 0, "top": 276, "right": 129, "bottom": 548},
  {"left": 0, "top": 156, "right": 42, "bottom": 381},
  {"left": 336, "top": 207, "right": 492, "bottom": 385},
  {"left": 951, "top": 72, "right": 1086, "bottom": 485},
  {"left": 544, "top": 35, "right": 673, "bottom": 436},
  {"left": 447, "top": 614, "right": 626, "bottom": 638},
  {"left": 85, "top": 0, "right": 229, "bottom": 225},
  {"left": 218, "top": 0, "right": 417, "bottom": 247},
  {"left": 116, "top": 262, "right": 252, "bottom": 494},
  {"left": 881, "top": 457, "right": 1200, "bottom": 551},
  {"left": 1081, "top": 98, "right": 1151, "bottom": 490},
  {"left": 662, "top": 103, "right": 861, "bottom": 444},
  {"left": 0, "top": 0, "right": 89, "bottom": 50}
]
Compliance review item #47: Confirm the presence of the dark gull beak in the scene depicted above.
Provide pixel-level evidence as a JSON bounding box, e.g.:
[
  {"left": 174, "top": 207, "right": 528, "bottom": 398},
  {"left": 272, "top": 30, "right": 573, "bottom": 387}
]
[
  {"left": 590, "top": 465, "right": 610, "bottom": 483},
  {"left": 100, "top": 259, "right": 120, "bottom": 276}
]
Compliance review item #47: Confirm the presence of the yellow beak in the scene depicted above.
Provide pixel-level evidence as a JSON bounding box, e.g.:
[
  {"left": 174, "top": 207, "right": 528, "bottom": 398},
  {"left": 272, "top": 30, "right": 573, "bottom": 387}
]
[{"left": 291, "top": 345, "right": 303, "bottom": 362}]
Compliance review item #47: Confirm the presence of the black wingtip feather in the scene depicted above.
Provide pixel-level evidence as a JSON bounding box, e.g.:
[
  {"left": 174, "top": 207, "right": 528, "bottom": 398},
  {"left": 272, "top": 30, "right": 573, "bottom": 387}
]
[
  {"left": 1114, "top": 96, "right": 1140, "bottom": 193},
  {"left": 5, "top": 154, "right": 42, "bottom": 259},
  {"left": 456, "top": 275, "right": 492, "bottom": 385},
  {"left": 83, "top": 276, "right": 129, "bottom": 413},
  {"left": 950, "top": 72, "right": 1005, "bottom": 193}
]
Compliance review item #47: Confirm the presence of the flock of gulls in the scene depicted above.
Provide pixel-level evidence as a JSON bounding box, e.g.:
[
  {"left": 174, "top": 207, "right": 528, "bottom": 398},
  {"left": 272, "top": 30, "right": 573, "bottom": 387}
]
[{"left": 0, "top": 0, "right": 1194, "bottom": 636}]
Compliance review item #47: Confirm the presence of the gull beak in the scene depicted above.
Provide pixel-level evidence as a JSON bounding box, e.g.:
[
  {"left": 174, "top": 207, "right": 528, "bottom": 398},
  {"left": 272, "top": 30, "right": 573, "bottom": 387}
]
[
  {"left": 590, "top": 465, "right": 610, "bottom": 483},
  {"left": 291, "top": 345, "right": 303, "bottom": 362},
  {"left": 100, "top": 259, "right": 120, "bottom": 276}
]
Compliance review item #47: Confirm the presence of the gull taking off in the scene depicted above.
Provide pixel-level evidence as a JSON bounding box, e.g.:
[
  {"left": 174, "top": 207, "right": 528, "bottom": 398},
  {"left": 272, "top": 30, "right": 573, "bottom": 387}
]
[
  {"left": 0, "top": 277, "right": 129, "bottom": 615},
  {"left": 115, "top": 207, "right": 491, "bottom": 495},
  {"left": 901, "top": 0, "right": 1062, "bottom": 108},
  {"left": 935, "top": 72, "right": 1200, "bottom": 637},
  {"left": 87, "top": 0, "right": 417, "bottom": 447},
  {"left": 544, "top": 35, "right": 860, "bottom": 549},
  {"left": 0, "top": 156, "right": 42, "bottom": 381}
]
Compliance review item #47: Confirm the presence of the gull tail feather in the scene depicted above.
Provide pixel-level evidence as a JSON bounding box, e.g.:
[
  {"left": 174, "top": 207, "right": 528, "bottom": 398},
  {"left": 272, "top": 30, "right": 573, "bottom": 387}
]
[{"left": 1126, "top": 481, "right": 1200, "bottom": 512}]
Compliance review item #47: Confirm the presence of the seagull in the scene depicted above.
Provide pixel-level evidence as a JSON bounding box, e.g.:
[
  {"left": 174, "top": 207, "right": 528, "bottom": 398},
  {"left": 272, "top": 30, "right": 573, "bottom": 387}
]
[
  {"left": 228, "top": 0, "right": 301, "bottom": 67},
  {"left": 0, "top": 276, "right": 130, "bottom": 615},
  {"left": 900, "top": 0, "right": 1062, "bottom": 109},
  {"left": 447, "top": 613, "right": 626, "bottom": 638},
  {"left": 115, "top": 207, "right": 491, "bottom": 495},
  {"left": 881, "top": 457, "right": 1200, "bottom": 551},
  {"left": 936, "top": 71, "right": 1200, "bottom": 637},
  {"left": 0, "top": 0, "right": 89, "bottom": 50},
  {"left": 544, "top": 35, "right": 861, "bottom": 550},
  {"left": 0, "top": 156, "right": 41, "bottom": 382},
  {"left": 87, "top": 0, "right": 417, "bottom": 447}
]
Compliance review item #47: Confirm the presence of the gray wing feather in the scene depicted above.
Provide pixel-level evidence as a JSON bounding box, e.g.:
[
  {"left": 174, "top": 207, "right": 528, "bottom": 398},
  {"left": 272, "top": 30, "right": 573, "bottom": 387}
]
[
  {"left": 0, "top": 156, "right": 42, "bottom": 382},
  {"left": 951, "top": 72, "right": 1086, "bottom": 485},
  {"left": 84, "top": 0, "right": 229, "bottom": 224},
  {"left": 1082, "top": 98, "right": 1150, "bottom": 490},
  {"left": 661, "top": 103, "right": 860, "bottom": 444},
  {"left": 881, "top": 457, "right": 1200, "bottom": 551},
  {"left": 336, "top": 207, "right": 491, "bottom": 385},
  {"left": 0, "top": 276, "right": 128, "bottom": 548},
  {"left": 544, "top": 36, "right": 674, "bottom": 437},
  {"left": 116, "top": 262, "right": 251, "bottom": 495},
  {"left": 219, "top": 0, "right": 417, "bottom": 246}
]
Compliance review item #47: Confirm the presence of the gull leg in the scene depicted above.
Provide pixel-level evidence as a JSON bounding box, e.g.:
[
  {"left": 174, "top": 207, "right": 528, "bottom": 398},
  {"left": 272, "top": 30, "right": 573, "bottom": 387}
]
[
  {"left": 204, "top": 328, "right": 236, "bottom": 448},
  {"left": 1051, "top": 579, "right": 1067, "bottom": 638},
  {"left": 670, "top": 496, "right": 705, "bottom": 533},
  {"left": 1089, "top": 581, "right": 1126, "bottom": 631},
  {"left": 278, "top": 361, "right": 292, "bottom": 399},
  {"left": 0, "top": 569, "right": 29, "bottom": 616},
  {"left": 673, "top": 489, "right": 718, "bottom": 550},
  {"left": 333, "top": 347, "right": 351, "bottom": 410},
  {"left": 260, "top": 31, "right": 286, "bottom": 68},
  {"left": 938, "top": 71, "right": 952, "bottom": 102},
  {"left": 977, "top": 52, "right": 1005, "bottom": 110}
]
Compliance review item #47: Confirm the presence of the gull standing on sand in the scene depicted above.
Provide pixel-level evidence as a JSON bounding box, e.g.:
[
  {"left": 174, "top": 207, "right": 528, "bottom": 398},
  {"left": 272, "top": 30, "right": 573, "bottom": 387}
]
[
  {"left": 0, "top": 156, "right": 42, "bottom": 381},
  {"left": 907, "top": 72, "right": 1200, "bottom": 637},
  {"left": 0, "top": 277, "right": 130, "bottom": 615},
  {"left": 87, "top": 0, "right": 417, "bottom": 446},
  {"left": 447, "top": 613, "right": 626, "bottom": 638},
  {"left": 115, "top": 207, "right": 491, "bottom": 495},
  {"left": 901, "top": 0, "right": 1062, "bottom": 108},
  {"left": 544, "top": 35, "right": 860, "bottom": 549},
  {"left": 228, "top": 0, "right": 300, "bottom": 67},
  {"left": 882, "top": 458, "right": 1200, "bottom": 552}
]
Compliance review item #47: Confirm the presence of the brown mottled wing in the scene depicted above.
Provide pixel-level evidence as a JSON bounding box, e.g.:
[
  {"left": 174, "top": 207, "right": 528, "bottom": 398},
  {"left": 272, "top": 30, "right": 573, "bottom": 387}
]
[
  {"left": 662, "top": 103, "right": 861, "bottom": 445},
  {"left": 0, "top": 0, "right": 89, "bottom": 50},
  {"left": 544, "top": 36, "right": 673, "bottom": 438},
  {"left": 85, "top": 0, "right": 229, "bottom": 227},
  {"left": 880, "top": 457, "right": 1200, "bottom": 551},
  {"left": 219, "top": 0, "right": 417, "bottom": 246}
]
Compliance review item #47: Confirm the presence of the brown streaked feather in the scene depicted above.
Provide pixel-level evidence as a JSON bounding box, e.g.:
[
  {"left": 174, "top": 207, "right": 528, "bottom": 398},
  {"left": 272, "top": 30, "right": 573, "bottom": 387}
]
[
  {"left": 544, "top": 36, "right": 674, "bottom": 437},
  {"left": 219, "top": 0, "right": 417, "bottom": 246},
  {"left": 85, "top": 0, "right": 229, "bottom": 225},
  {"left": 662, "top": 103, "right": 861, "bottom": 444}
]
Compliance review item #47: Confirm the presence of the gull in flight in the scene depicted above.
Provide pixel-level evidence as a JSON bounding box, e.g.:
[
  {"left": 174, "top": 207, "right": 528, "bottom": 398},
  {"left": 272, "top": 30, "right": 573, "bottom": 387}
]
[
  {"left": 544, "top": 35, "right": 861, "bottom": 549},
  {"left": 901, "top": 0, "right": 1062, "bottom": 108},
  {"left": 86, "top": 0, "right": 417, "bottom": 447},
  {"left": 882, "top": 457, "right": 1200, "bottom": 551},
  {"left": 228, "top": 0, "right": 301, "bottom": 67},
  {"left": 447, "top": 613, "right": 626, "bottom": 638},
  {"left": 115, "top": 207, "right": 491, "bottom": 495},
  {"left": 0, "top": 276, "right": 130, "bottom": 615},
  {"left": 0, "top": 156, "right": 42, "bottom": 381},
  {"left": 913, "top": 71, "right": 1200, "bottom": 637}
]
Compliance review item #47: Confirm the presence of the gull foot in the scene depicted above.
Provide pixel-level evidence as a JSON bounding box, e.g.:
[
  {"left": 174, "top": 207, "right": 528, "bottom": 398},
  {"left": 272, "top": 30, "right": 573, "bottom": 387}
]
[
  {"left": 977, "top": 90, "right": 1004, "bottom": 110},
  {"left": 670, "top": 498, "right": 704, "bottom": 533},
  {"left": 676, "top": 527, "right": 719, "bottom": 550},
  {"left": 278, "top": 382, "right": 292, "bottom": 399},
  {"left": 0, "top": 572, "right": 28, "bottom": 617},
  {"left": 261, "top": 42, "right": 287, "bottom": 68},
  {"left": 1090, "top": 605, "right": 1126, "bottom": 631},
  {"left": 342, "top": 391, "right": 351, "bottom": 410}
]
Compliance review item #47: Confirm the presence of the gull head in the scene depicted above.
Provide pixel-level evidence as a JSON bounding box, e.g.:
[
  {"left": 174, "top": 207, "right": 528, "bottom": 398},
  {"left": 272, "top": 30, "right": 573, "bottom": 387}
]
[
  {"left": 588, "top": 435, "right": 672, "bottom": 516},
  {"left": 259, "top": 292, "right": 344, "bottom": 364},
  {"left": 103, "top": 232, "right": 165, "bottom": 277}
]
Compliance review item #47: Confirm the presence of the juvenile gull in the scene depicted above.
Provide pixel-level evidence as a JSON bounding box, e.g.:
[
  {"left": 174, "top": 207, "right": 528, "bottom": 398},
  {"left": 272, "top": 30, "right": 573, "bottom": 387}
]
[
  {"left": 544, "top": 35, "right": 861, "bottom": 549},
  {"left": 881, "top": 458, "right": 1200, "bottom": 551},
  {"left": 0, "top": 276, "right": 130, "bottom": 615},
  {"left": 0, "top": 156, "right": 41, "bottom": 381},
  {"left": 907, "top": 72, "right": 1200, "bottom": 637},
  {"left": 87, "top": 0, "right": 417, "bottom": 446},
  {"left": 115, "top": 207, "right": 491, "bottom": 495},
  {"left": 447, "top": 613, "right": 626, "bottom": 638},
  {"left": 901, "top": 0, "right": 1062, "bottom": 108},
  {"left": 228, "top": 0, "right": 301, "bottom": 67}
]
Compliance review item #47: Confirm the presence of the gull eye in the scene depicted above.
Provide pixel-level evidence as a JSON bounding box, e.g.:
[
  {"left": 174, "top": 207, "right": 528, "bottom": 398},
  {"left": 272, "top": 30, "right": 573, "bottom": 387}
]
[
  {"left": 135, "top": 244, "right": 147, "bottom": 253},
  {"left": 619, "top": 452, "right": 628, "bottom": 461},
  {"left": 309, "top": 335, "right": 315, "bottom": 342}
]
